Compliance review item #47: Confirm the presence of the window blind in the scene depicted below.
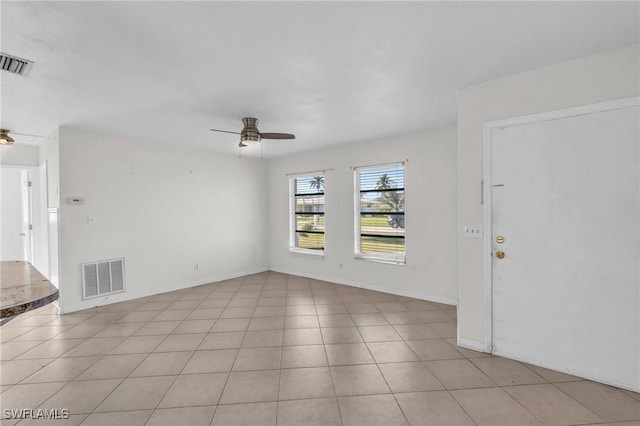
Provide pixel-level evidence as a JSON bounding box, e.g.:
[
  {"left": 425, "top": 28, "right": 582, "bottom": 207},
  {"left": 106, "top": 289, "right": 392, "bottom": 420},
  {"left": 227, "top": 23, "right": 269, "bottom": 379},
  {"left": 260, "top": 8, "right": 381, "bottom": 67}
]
[
  {"left": 291, "top": 175, "right": 325, "bottom": 251},
  {"left": 355, "top": 164, "right": 405, "bottom": 263}
]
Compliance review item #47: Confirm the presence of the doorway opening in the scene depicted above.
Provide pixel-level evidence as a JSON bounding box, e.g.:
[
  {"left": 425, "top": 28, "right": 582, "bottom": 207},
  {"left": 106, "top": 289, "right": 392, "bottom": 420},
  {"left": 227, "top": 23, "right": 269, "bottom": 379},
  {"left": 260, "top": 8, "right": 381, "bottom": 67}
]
[{"left": 0, "top": 164, "right": 58, "bottom": 318}]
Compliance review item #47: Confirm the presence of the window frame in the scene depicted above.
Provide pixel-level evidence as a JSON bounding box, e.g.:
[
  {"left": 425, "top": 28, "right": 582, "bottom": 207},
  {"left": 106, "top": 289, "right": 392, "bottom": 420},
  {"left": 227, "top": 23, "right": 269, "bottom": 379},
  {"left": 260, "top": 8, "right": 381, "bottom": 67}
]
[
  {"left": 289, "top": 172, "right": 326, "bottom": 256},
  {"left": 354, "top": 162, "right": 406, "bottom": 265}
]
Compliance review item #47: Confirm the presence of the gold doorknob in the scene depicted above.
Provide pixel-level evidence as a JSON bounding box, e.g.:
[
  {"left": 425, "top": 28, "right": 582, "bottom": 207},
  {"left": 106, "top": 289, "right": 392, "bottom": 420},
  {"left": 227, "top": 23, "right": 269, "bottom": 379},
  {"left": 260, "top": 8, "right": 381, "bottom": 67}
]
[{"left": 496, "top": 251, "right": 505, "bottom": 259}]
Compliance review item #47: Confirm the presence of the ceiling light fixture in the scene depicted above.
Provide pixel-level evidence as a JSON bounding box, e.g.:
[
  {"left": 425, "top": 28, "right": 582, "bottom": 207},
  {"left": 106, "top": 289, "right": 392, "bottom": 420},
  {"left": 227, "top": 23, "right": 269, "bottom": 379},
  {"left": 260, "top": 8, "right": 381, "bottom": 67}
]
[
  {"left": 0, "top": 129, "right": 15, "bottom": 145},
  {"left": 239, "top": 117, "right": 261, "bottom": 146}
]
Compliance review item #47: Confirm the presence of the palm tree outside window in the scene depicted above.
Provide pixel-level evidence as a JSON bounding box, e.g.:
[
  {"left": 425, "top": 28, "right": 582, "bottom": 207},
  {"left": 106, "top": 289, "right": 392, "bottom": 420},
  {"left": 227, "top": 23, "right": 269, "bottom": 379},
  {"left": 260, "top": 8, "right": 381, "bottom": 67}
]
[
  {"left": 289, "top": 174, "right": 325, "bottom": 253},
  {"left": 354, "top": 164, "right": 405, "bottom": 263}
]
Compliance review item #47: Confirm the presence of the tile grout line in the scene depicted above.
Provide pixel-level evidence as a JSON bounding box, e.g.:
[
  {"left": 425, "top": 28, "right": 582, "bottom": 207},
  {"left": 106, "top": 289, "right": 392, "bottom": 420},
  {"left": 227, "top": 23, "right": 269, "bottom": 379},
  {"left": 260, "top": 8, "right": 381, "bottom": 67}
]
[
  {"left": 352, "top": 296, "right": 413, "bottom": 426},
  {"left": 273, "top": 277, "right": 292, "bottom": 426},
  {"left": 546, "top": 381, "right": 610, "bottom": 423},
  {"left": 209, "top": 280, "right": 257, "bottom": 422},
  {"left": 445, "top": 390, "right": 480, "bottom": 426},
  {"left": 317, "top": 296, "right": 345, "bottom": 426},
  {"left": 209, "top": 284, "right": 246, "bottom": 425}
]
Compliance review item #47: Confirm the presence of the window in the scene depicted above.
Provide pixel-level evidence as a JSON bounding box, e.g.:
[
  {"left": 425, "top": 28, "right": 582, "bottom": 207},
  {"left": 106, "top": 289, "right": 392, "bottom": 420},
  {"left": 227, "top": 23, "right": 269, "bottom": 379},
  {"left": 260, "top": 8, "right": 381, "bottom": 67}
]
[
  {"left": 290, "top": 174, "right": 325, "bottom": 254},
  {"left": 355, "top": 164, "right": 405, "bottom": 263}
]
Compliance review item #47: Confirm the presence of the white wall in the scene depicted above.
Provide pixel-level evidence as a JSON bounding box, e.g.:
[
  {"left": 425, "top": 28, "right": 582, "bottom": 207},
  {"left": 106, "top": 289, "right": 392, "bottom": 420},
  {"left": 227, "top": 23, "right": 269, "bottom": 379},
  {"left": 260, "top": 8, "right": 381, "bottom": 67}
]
[
  {"left": 38, "top": 130, "right": 61, "bottom": 285},
  {"left": 31, "top": 164, "right": 49, "bottom": 278},
  {"left": 457, "top": 44, "right": 640, "bottom": 348},
  {"left": 0, "top": 168, "right": 26, "bottom": 261},
  {"left": 0, "top": 144, "right": 39, "bottom": 167},
  {"left": 57, "top": 127, "right": 269, "bottom": 313},
  {"left": 268, "top": 127, "right": 458, "bottom": 304}
]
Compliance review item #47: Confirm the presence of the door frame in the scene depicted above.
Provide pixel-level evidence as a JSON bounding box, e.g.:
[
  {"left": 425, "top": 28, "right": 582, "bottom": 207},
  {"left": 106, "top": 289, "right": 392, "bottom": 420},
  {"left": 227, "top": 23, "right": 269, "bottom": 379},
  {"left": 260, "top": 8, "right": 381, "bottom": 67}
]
[
  {"left": 21, "top": 168, "right": 34, "bottom": 262},
  {"left": 481, "top": 96, "right": 639, "bottom": 353}
]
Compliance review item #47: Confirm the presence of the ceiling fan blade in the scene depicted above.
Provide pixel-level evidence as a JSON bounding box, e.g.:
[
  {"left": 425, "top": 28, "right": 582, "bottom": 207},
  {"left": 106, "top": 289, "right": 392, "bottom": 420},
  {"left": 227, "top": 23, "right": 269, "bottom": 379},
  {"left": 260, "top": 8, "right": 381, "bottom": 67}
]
[
  {"left": 259, "top": 132, "right": 295, "bottom": 140},
  {"left": 210, "top": 128, "right": 241, "bottom": 135}
]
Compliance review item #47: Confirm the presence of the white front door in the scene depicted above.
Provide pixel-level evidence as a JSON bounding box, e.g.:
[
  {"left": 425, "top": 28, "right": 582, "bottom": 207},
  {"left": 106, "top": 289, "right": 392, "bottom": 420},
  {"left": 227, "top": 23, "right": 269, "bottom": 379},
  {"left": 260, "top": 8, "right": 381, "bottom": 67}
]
[{"left": 489, "top": 100, "right": 639, "bottom": 391}]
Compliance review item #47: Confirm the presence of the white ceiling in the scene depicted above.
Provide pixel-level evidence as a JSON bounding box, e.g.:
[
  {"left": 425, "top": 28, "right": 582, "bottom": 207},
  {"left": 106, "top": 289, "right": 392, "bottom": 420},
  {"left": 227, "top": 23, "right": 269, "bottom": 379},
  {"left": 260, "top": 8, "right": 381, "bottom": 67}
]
[{"left": 2, "top": 1, "right": 638, "bottom": 158}]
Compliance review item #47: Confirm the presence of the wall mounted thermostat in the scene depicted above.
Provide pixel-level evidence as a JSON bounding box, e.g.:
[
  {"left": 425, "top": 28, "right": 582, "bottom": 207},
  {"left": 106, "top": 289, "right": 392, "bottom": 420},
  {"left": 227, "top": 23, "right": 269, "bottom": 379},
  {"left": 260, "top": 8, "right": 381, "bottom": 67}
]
[{"left": 67, "top": 197, "right": 85, "bottom": 205}]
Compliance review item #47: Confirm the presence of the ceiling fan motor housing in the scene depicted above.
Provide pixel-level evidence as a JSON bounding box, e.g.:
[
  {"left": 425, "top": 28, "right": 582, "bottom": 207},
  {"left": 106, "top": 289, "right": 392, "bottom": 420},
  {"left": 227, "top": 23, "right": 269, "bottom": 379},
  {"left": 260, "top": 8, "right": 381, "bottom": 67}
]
[{"left": 241, "top": 117, "right": 260, "bottom": 144}]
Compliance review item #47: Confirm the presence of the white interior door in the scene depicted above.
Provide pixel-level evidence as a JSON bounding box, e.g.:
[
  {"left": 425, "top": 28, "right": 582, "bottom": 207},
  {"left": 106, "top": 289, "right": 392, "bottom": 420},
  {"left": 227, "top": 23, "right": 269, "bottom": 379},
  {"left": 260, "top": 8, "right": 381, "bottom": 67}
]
[
  {"left": 0, "top": 168, "right": 26, "bottom": 261},
  {"left": 490, "top": 101, "right": 639, "bottom": 391}
]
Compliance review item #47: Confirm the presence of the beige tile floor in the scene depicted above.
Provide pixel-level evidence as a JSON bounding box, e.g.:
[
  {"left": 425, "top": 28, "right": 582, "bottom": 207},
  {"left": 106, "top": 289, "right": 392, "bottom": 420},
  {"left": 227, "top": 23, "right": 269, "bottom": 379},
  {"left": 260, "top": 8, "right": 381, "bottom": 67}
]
[{"left": 1, "top": 271, "right": 639, "bottom": 426}]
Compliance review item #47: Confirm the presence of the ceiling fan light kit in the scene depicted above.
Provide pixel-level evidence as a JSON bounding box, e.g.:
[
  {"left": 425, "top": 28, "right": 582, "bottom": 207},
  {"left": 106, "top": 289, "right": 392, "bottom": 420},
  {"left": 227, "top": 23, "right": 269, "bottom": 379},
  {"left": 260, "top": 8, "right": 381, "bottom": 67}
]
[
  {"left": 211, "top": 117, "right": 295, "bottom": 148},
  {"left": 0, "top": 129, "right": 15, "bottom": 145},
  {"left": 240, "top": 117, "right": 261, "bottom": 146}
]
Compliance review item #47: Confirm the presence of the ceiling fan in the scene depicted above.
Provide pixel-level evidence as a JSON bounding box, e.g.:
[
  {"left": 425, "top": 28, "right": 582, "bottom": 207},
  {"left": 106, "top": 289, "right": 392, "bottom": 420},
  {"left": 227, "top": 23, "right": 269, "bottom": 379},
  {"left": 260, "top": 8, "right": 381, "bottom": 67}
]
[
  {"left": 0, "top": 129, "right": 42, "bottom": 145},
  {"left": 210, "top": 117, "right": 295, "bottom": 147}
]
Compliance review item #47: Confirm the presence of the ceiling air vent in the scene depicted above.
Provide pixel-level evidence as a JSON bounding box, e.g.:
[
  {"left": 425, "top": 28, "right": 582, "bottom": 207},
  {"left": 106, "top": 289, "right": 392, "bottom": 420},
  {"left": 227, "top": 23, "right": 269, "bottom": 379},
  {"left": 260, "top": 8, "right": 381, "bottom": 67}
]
[{"left": 0, "top": 53, "right": 33, "bottom": 76}]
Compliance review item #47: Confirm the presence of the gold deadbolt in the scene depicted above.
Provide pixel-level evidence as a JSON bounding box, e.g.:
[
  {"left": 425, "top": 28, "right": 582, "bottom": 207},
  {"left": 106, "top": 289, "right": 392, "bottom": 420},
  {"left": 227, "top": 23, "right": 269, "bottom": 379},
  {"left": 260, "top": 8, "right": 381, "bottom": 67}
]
[
  {"left": 496, "top": 235, "right": 505, "bottom": 244},
  {"left": 495, "top": 251, "right": 505, "bottom": 259}
]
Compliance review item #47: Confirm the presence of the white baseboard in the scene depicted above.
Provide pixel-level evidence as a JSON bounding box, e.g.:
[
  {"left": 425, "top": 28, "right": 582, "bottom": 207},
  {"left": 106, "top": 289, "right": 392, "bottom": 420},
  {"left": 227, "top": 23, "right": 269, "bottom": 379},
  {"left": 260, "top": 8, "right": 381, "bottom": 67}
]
[
  {"left": 61, "top": 266, "right": 457, "bottom": 313},
  {"left": 457, "top": 336, "right": 490, "bottom": 353},
  {"left": 455, "top": 337, "right": 639, "bottom": 392},
  {"left": 493, "top": 350, "right": 640, "bottom": 393},
  {"left": 269, "top": 267, "right": 458, "bottom": 306},
  {"left": 59, "top": 266, "right": 269, "bottom": 314}
]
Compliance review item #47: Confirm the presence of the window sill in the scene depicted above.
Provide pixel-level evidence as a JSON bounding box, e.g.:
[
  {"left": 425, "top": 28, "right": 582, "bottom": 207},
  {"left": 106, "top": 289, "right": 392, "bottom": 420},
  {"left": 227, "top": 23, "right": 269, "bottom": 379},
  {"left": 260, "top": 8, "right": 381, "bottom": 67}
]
[
  {"left": 354, "top": 254, "right": 405, "bottom": 266},
  {"left": 289, "top": 247, "right": 325, "bottom": 258}
]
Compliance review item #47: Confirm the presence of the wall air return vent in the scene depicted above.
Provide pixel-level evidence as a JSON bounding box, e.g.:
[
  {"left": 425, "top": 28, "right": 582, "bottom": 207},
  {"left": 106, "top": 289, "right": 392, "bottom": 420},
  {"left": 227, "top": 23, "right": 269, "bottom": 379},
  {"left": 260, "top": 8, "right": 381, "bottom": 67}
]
[
  {"left": 82, "top": 258, "right": 125, "bottom": 299},
  {"left": 0, "top": 53, "right": 33, "bottom": 76}
]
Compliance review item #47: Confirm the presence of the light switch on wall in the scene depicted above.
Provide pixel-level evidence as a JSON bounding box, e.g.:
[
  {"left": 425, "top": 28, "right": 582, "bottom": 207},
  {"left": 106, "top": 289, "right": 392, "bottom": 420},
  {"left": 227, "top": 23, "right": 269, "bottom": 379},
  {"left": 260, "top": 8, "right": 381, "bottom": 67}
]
[{"left": 463, "top": 226, "right": 482, "bottom": 238}]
